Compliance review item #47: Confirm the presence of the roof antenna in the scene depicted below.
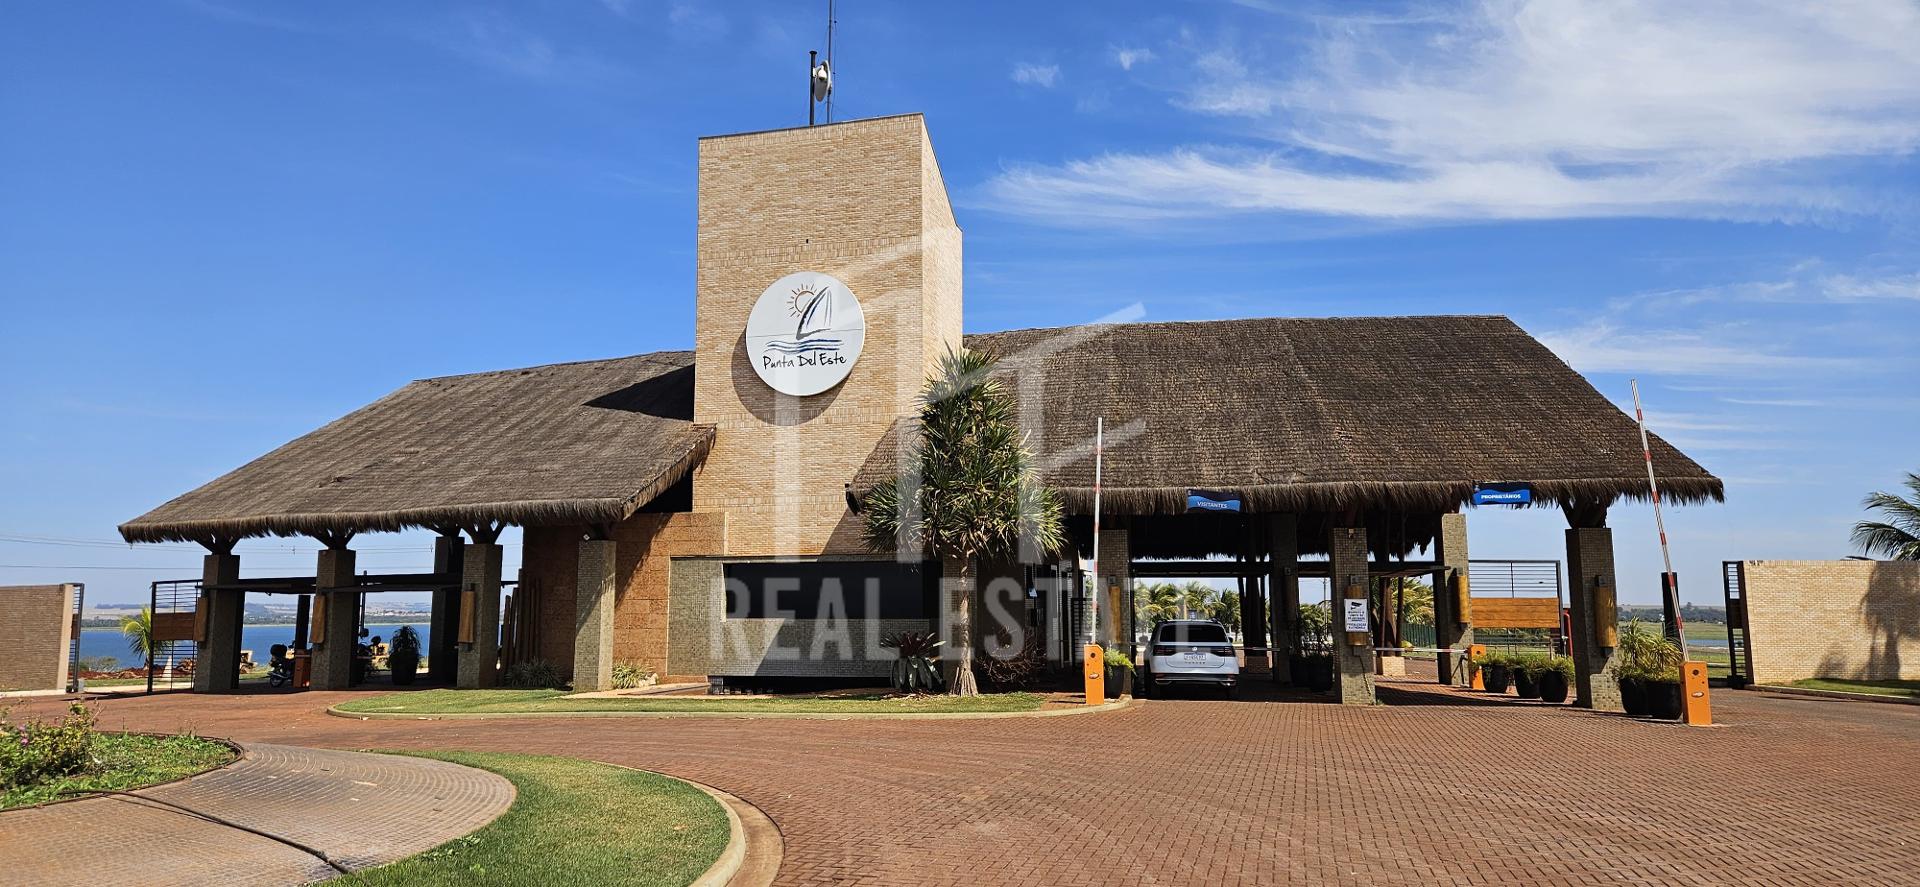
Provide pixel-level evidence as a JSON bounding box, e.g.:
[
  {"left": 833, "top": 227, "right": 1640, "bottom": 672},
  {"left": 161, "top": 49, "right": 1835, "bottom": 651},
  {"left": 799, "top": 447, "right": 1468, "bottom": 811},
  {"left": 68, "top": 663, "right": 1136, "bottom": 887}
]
[{"left": 808, "top": 1, "right": 835, "bottom": 125}]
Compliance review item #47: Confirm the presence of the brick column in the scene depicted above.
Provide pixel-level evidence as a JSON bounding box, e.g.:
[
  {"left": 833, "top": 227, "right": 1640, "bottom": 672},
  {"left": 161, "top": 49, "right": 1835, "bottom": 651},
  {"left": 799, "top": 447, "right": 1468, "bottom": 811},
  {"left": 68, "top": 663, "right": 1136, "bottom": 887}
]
[
  {"left": 310, "top": 547, "right": 359, "bottom": 691},
  {"left": 457, "top": 540, "right": 504, "bottom": 689},
  {"left": 1094, "top": 525, "right": 1130, "bottom": 646},
  {"left": 572, "top": 538, "right": 617, "bottom": 691},
  {"left": 1431, "top": 511, "right": 1472, "bottom": 686},
  {"left": 193, "top": 551, "right": 243, "bottom": 693},
  {"left": 1329, "top": 525, "right": 1376, "bottom": 705},
  {"left": 428, "top": 531, "right": 464, "bottom": 685},
  {"left": 1268, "top": 514, "right": 1299, "bottom": 684},
  {"left": 1566, "top": 524, "right": 1623, "bottom": 711}
]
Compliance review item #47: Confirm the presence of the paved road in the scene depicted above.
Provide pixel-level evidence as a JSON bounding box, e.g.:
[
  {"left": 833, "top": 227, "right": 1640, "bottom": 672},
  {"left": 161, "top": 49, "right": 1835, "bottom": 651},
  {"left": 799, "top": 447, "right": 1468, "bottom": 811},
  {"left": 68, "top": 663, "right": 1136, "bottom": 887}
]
[
  {"left": 13, "top": 680, "right": 1920, "bottom": 886},
  {"left": 0, "top": 742, "right": 514, "bottom": 886}
]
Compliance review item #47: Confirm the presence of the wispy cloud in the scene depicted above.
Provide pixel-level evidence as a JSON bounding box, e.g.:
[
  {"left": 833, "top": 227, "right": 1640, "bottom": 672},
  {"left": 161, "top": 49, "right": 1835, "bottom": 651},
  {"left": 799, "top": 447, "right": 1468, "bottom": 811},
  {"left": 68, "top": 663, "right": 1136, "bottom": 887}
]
[
  {"left": 1011, "top": 62, "right": 1060, "bottom": 88},
  {"left": 428, "top": 10, "right": 626, "bottom": 82},
  {"left": 1539, "top": 320, "right": 1859, "bottom": 378},
  {"left": 984, "top": 0, "right": 1920, "bottom": 227},
  {"left": 1111, "top": 46, "right": 1155, "bottom": 70}
]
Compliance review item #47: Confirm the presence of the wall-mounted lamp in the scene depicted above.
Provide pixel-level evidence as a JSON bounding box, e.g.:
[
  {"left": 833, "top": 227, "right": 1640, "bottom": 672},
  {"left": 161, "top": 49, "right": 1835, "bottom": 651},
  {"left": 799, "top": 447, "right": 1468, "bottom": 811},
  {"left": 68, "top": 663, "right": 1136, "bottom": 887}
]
[{"left": 1592, "top": 575, "right": 1618, "bottom": 648}]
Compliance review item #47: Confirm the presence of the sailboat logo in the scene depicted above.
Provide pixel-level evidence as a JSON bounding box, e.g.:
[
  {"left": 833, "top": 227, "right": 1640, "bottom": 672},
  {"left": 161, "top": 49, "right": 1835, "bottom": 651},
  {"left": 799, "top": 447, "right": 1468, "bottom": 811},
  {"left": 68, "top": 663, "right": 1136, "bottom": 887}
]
[{"left": 767, "top": 284, "right": 843, "bottom": 356}]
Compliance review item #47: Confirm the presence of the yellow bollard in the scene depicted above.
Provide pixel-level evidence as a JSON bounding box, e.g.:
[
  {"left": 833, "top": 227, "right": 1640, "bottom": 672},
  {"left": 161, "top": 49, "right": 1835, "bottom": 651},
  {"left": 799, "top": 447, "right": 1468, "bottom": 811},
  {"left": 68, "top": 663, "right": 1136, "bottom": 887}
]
[
  {"left": 1083, "top": 644, "right": 1106, "bottom": 705},
  {"left": 1467, "top": 643, "right": 1486, "bottom": 690},
  {"left": 1682, "top": 660, "right": 1712, "bottom": 726}
]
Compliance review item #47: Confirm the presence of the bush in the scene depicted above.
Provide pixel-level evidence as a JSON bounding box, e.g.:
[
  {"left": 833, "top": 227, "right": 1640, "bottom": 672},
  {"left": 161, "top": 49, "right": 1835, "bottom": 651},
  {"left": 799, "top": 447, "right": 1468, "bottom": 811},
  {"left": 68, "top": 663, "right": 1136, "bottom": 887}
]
[
  {"left": 1103, "top": 648, "right": 1133, "bottom": 671},
  {"left": 1614, "top": 620, "right": 1683, "bottom": 684},
  {"left": 387, "top": 626, "right": 422, "bottom": 669},
  {"left": 0, "top": 703, "right": 98, "bottom": 791},
  {"left": 977, "top": 635, "right": 1047, "bottom": 693},
  {"left": 880, "top": 631, "right": 944, "bottom": 694},
  {"left": 611, "top": 662, "right": 656, "bottom": 690},
  {"left": 500, "top": 659, "right": 567, "bottom": 689}
]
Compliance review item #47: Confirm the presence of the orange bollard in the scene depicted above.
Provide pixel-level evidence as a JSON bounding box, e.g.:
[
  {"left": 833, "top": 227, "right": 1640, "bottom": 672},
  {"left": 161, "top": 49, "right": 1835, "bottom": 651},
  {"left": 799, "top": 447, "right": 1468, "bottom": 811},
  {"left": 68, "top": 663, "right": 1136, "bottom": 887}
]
[
  {"left": 1467, "top": 643, "right": 1486, "bottom": 690},
  {"left": 1682, "top": 660, "right": 1712, "bottom": 726},
  {"left": 1083, "top": 644, "right": 1106, "bottom": 705}
]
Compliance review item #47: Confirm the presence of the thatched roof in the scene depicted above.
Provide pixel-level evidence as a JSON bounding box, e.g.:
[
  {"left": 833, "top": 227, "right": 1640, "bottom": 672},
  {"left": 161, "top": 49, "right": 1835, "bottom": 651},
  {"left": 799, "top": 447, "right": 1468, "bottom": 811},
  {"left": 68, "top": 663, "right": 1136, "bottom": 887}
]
[
  {"left": 121, "top": 314, "right": 1720, "bottom": 545},
  {"left": 119, "top": 353, "right": 712, "bottom": 544},
  {"left": 873, "top": 315, "right": 1721, "bottom": 515}
]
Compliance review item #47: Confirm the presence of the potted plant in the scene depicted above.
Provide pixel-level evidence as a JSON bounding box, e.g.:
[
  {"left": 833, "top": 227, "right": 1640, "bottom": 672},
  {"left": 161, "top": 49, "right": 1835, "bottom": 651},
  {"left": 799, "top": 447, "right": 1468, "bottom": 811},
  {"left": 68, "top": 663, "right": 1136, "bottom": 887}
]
[
  {"left": 387, "top": 625, "right": 422, "bottom": 685},
  {"left": 1472, "top": 650, "right": 1513, "bottom": 694},
  {"left": 1512, "top": 652, "right": 1543, "bottom": 699},
  {"left": 1538, "top": 655, "right": 1573, "bottom": 703},
  {"left": 1104, "top": 648, "right": 1135, "bottom": 699},
  {"left": 1613, "top": 620, "right": 1682, "bottom": 718}
]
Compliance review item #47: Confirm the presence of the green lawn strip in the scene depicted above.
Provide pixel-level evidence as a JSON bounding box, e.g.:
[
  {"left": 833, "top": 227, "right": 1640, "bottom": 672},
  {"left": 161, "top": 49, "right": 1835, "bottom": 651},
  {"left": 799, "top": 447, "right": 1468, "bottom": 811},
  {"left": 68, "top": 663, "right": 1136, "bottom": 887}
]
[
  {"left": 336, "top": 688, "right": 1045, "bottom": 716},
  {"left": 1, "top": 733, "right": 235, "bottom": 809},
  {"left": 1780, "top": 678, "right": 1920, "bottom": 698},
  {"left": 334, "top": 752, "right": 729, "bottom": 887}
]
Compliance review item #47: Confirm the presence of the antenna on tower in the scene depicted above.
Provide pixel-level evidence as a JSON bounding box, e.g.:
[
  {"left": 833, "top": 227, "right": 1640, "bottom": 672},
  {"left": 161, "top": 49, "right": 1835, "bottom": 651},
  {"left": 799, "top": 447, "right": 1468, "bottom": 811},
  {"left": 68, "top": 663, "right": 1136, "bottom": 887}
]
[{"left": 807, "top": 1, "right": 835, "bottom": 126}]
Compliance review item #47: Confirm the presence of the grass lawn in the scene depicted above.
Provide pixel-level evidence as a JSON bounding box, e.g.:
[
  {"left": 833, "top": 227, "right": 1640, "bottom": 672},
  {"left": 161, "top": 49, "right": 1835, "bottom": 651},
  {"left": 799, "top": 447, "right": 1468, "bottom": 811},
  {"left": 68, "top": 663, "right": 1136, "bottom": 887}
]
[
  {"left": 335, "top": 688, "right": 1046, "bottom": 716},
  {"left": 1, "top": 733, "right": 234, "bottom": 809},
  {"left": 335, "top": 752, "right": 729, "bottom": 887},
  {"left": 1781, "top": 678, "right": 1920, "bottom": 699}
]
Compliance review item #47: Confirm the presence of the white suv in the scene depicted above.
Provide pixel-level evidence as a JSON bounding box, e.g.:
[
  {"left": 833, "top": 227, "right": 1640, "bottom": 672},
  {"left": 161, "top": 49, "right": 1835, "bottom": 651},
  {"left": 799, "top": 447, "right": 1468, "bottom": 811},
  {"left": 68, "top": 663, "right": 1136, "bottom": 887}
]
[{"left": 1144, "top": 620, "right": 1240, "bottom": 698}]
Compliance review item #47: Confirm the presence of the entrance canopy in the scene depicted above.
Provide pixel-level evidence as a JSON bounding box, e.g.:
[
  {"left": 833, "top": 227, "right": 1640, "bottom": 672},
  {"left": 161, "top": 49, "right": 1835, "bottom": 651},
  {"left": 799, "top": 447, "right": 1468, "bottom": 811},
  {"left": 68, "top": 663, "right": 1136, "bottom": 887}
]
[{"left": 119, "top": 352, "right": 712, "bottom": 544}]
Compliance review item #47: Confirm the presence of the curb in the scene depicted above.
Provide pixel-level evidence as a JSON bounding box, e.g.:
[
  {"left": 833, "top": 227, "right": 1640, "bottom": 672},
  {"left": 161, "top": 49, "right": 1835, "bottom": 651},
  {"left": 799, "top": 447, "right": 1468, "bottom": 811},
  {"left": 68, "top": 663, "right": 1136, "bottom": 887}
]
[
  {"left": 598, "top": 763, "right": 783, "bottom": 887},
  {"left": 326, "top": 697, "right": 1138, "bottom": 722},
  {"left": 1754, "top": 685, "right": 1920, "bottom": 707}
]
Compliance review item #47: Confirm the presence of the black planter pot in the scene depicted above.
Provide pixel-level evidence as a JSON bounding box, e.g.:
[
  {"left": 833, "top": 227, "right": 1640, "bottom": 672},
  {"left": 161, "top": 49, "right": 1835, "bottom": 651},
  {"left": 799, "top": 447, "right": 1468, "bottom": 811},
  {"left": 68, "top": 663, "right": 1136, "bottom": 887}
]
[
  {"left": 1647, "top": 681, "right": 1684, "bottom": 720},
  {"left": 1618, "top": 677, "right": 1649, "bottom": 716},
  {"left": 1483, "top": 664, "right": 1512, "bottom": 694},
  {"left": 1288, "top": 655, "right": 1309, "bottom": 688},
  {"left": 1539, "top": 671, "right": 1569, "bottom": 703},
  {"left": 1106, "top": 668, "right": 1134, "bottom": 699},
  {"left": 1512, "top": 670, "right": 1539, "bottom": 699},
  {"left": 392, "top": 660, "right": 417, "bottom": 685}
]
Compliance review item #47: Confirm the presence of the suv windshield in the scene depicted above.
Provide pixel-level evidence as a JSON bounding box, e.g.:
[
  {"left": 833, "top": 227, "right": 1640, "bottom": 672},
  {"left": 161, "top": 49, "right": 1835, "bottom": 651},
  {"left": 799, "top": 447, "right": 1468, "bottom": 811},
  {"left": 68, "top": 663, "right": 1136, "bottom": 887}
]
[{"left": 1155, "top": 623, "right": 1229, "bottom": 644}]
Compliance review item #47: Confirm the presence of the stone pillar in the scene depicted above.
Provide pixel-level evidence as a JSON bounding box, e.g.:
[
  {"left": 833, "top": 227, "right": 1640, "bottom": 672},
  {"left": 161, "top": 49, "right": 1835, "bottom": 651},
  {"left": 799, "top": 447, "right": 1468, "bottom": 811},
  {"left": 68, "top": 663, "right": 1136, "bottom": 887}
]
[
  {"left": 193, "top": 551, "right": 243, "bottom": 693},
  {"left": 457, "top": 540, "right": 504, "bottom": 689},
  {"left": 1094, "top": 525, "right": 1130, "bottom": 646},
  {"left": 1431, "top": 511, "right": 1472, "bottom": 686},
  {"left": 1566, "top": 524, "right": 1623, "bottom": 711},
  {"left": 572, "top": 538, "right": 617, "bottom": 691},
  {"left": 1268, "top": 515, "right": 1299, "bottom": 684},
  {"left": 1329, "top": 525, "right": 1376, "bottom": 705},
  {"left": 310, "top": 547, "right": 359, "bottom": 690},
  {"left": 429, "top": 532, "right": 464, "bottom": 685}
]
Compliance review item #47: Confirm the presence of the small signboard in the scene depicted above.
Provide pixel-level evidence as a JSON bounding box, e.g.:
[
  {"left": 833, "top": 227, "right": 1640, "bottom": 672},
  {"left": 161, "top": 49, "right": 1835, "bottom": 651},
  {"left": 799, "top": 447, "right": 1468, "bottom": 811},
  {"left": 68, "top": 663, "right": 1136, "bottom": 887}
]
[
  {"left": 1185, "top": 488, "right": 1243, "bottom": 514},
  {"left": 1342, "top": 598, "right": 1370, "bottom": 633},
  {"left": 1472, "top": 481, "right": 1532, "bottom": 506}
]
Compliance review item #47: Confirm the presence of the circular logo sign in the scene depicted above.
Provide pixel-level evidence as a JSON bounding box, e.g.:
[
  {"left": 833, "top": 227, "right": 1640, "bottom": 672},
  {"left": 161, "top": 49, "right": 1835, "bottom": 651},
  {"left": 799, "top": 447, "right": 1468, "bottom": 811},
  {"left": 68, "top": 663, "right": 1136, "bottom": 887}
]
[{"left": 744, "top": 271, "right": 866, "bottom": 397}]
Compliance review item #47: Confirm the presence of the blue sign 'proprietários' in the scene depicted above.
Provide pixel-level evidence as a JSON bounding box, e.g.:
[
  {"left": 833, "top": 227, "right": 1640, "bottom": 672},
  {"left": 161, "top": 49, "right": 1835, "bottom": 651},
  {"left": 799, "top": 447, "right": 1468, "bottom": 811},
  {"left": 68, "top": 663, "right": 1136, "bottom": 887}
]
[{"left": 1472, "top": 482, "right": 1532, "bottom": 506}]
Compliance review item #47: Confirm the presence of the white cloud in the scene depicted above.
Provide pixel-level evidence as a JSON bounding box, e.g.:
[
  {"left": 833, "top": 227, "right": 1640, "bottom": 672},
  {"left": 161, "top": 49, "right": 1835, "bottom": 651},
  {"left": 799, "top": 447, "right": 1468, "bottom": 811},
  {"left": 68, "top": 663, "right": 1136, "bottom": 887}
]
[
  {"left": 431, "top": 11, "right": 625, "bottom": 82},
  {"left": 1537, "top": 321, "right": 1858, "bottom": 378},
  {"left": 984, "top": 0, "right": 1920, "bottom": 226},
  {"left": 1112, "top": 46, "right": 1155, "bottom": 71},
  {"left": 1011, "top": 63, "right": 1061, "bottom": 88}
]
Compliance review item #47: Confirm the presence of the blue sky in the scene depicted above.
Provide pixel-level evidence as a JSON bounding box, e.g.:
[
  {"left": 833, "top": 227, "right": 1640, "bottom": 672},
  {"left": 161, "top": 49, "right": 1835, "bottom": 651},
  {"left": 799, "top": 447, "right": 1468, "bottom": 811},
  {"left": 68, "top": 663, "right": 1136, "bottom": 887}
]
[{"left": 3, "top": 0, "right": 1916, "bottom": 606}]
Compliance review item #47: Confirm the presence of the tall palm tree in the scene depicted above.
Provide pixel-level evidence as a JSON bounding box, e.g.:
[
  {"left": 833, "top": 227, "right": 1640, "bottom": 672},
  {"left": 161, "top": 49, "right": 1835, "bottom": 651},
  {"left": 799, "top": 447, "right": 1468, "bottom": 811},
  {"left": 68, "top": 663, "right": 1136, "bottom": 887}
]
[
  {"left": 1179, "top": 581, "right": 1216, "bottom": 620},
  {"left": 121, "top": 607, "right": 157, "bottom": 664},
  {"left": 1853, "top": 472, "right": 1920, "bottom": 560},
  {"left": 1134, "top": 581, "right": 1184, "bottom": 626},
  {"left": 861, "top": 348, "right": 1065, "bottom": 695}
]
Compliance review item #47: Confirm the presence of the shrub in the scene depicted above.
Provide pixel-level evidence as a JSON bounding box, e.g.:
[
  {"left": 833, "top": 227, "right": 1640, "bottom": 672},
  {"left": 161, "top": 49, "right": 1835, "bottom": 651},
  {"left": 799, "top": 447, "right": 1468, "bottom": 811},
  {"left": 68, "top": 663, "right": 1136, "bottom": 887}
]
[
  {"left": 880, "top": 631, "right": 944, "bottom": 694},
  {"left": 1103, "top": 648, "right": 1133, "bottom": 671},
  {"left": 1614, "top": 620, "right": 1682, "bottom": 684},
  {"left": 1545, "top": 655, "right": 1575, "bottom": 679},
  {"left": 500, "top": 659, "right": 566, "bottom": 689},
  {"left": 0, "top": 703, "right": 98, "bottom": 791},
  {"left": 611, "top": 662, "right": 656, "bottom": 690},
  {"left": 977, "top": 635, "right": 1047, "bottom": 693}
]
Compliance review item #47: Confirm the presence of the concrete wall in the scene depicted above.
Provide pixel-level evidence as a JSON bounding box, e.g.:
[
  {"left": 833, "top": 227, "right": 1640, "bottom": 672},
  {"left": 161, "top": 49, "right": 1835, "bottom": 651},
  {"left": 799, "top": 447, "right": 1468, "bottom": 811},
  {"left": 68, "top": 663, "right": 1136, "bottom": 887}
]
[
  {"left": 690, "top": 114, "right": 963, "bottom": 558},
  {"left": 1745, "top": 559, "right": 1920, "bottom": 684},
  {"left": 0, "top": 584, "right": 76, "bottom": 692}
]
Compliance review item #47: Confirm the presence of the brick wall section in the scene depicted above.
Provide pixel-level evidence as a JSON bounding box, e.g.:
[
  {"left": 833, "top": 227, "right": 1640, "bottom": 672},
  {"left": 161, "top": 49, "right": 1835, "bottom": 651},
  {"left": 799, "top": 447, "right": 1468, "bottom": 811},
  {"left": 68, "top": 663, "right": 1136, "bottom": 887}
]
[
  {"left": 522, "top": 512, "right": 726, "bottom": 685},
  {"left": 1744, "top": 559, "right": 1920, "bottom": 683},
  {"left": 691, "top": 114, "right": 962, "bottom": 558},
  {"left": 0, "top": 584, "right": 75, "bottom": 691},
  {"left": 1431, "top": 512, "right": 1472, "bottom": 685}
]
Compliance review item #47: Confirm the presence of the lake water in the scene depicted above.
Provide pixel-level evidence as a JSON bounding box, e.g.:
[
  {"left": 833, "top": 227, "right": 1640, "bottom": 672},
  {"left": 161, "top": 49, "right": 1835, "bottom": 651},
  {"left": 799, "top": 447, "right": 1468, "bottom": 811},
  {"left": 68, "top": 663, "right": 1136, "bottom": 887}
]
[{"left": 77, "top": 623, "right": 432, "bottom": 669}]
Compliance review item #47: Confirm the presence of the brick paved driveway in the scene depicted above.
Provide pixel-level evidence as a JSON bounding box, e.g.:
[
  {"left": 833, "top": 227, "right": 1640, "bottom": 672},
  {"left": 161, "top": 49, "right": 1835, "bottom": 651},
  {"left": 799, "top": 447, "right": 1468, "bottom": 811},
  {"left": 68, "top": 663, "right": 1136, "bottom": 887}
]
[{"left": 16, "top": 681, "right": 1920, "bottom": 886}]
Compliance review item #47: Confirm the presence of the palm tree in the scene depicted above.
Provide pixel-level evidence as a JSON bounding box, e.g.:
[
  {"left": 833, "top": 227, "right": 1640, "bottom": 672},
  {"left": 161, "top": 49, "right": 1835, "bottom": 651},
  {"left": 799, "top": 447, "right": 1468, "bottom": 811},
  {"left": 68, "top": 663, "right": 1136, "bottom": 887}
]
[
  {"left": 1134, "top": 581, "right": 1184, "bottom": 627},
  {"left": 1853, "top": 472, "right": 1920, "bottom": 560},
  {"left": 861, "top": 348, "right": 1066, "bottom": 695},
  {"left": 1179, "top": 581, "right": 1216, "bottom": 620},
  {"left": 120, "top": 607, "right": 157, "bottom": 664}
]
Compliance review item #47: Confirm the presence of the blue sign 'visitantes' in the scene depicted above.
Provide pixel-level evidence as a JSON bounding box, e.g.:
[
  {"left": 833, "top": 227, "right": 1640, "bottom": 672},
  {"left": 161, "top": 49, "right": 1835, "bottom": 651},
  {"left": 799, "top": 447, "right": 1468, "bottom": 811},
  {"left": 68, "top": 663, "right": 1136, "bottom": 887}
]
[
  {"left": 1185, "top": 489, "right": 1243, "bottom": 513},
  {"left": 1472, "top": 482, "right": 1532, "bottom": 506}
]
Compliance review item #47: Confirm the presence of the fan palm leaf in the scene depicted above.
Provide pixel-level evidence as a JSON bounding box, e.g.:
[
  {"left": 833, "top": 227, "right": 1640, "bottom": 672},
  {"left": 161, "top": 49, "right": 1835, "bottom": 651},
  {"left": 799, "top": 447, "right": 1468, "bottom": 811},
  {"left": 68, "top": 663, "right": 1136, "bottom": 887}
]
[{"left": 1852, "top": 473, "right": 1920, "bottom": 560}]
